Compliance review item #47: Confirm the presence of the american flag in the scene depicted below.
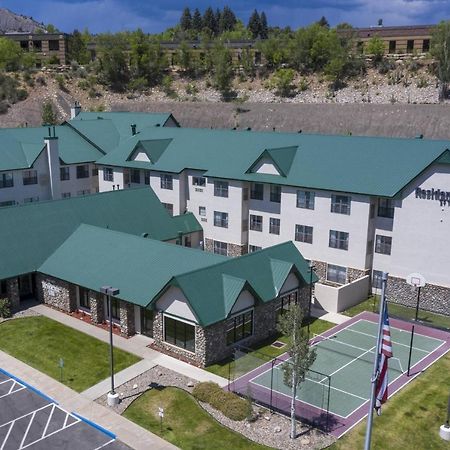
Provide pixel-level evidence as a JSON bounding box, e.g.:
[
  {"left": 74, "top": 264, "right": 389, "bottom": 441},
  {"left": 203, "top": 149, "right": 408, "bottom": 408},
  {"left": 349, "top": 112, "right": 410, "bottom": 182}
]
[{"left": 375, "top": 305, "right": 393, "bottom": 415}]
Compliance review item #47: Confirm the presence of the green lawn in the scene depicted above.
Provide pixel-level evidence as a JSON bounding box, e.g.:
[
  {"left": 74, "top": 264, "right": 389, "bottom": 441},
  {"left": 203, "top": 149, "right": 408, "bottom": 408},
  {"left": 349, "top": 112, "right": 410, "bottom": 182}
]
[
  {"left": 0, "top": 316, "right": 141, "bottom": 392},
  {"left": 207, "top": 317, "right": 335, "bottom": 378},
  {"left": 344, "top": 296, "right": 450, "bottom": 330},
  {"left": 123, "top": 386, "right": 269, "bottom": 450},
  {"left": 330, "top": 352, "right": 450, "bottom": 450}
]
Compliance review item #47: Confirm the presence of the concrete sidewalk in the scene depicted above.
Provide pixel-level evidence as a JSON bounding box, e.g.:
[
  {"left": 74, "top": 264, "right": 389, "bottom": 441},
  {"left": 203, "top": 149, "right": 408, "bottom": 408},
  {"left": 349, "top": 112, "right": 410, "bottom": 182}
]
[
  {"left": 81, "top": 359, "right": 156, "bottom": 401},
  {"left": 0, "top": 350, "right": 177, "bottom": 450},
  {"left": 311, "top": 306, "right": 351, "bottom": 325},
  {"left": 32, "top": 304, "right": 228, "bottom": 386}
]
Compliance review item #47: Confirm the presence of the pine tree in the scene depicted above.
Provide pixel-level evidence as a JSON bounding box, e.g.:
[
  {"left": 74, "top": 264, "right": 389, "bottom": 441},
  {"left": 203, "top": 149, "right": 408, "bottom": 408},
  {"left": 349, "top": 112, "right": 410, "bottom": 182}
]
[
  {"left": 203, "top": 7, "right": 216, "bottom": 35},
  {"left": 248, "top": 9, "right": 261, "bottom": 39},
  {"left": 42, "top": 101, "right": 57, "bottom": 125},
  {"left": 260, "top": 12, "right": 268, "bottom": 39},
  {"left": 220, "top": 6, "right": 237, "bottom": 33},
  {"left": 192, "top": 8, "right": 203, "bottom": 32},
  {"left": 180, "top": 7, "right": 192, "bottom": 31},
  {"left": 317, "top": 16, "right": 330, "bottom": 28},
  {"left": 214, "top": 8, "right": 221, "bottom": 35}
]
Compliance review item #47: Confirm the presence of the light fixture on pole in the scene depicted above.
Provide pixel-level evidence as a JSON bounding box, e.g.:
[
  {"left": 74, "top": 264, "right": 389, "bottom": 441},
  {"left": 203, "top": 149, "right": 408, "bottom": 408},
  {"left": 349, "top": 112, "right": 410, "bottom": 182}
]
[
  {"left": 307, "top": 261, "right": 315, "bottom": 335},
  {"left": 440, "top": 393, "right": 450, "bottom": 441},
  {"left": 100, "top": 285, "right": 120, "bottom": 407}
]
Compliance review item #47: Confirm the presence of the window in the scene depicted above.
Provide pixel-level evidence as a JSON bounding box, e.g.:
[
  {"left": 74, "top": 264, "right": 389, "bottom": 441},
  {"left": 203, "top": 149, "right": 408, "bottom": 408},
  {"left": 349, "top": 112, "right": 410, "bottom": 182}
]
[
  {"left": 199, "top": 206, "right": 206, "bottom": 216},
  {"left": 22, "top": 170, "right": 37, "bottom": 185},
  {"left": 60, "top": 167, "right": 70, "bottom": 181},
  {"left": 269, "top": 218, "right": 280, "bottom": 235},
  {"left": 123, "top": 169, "right": 130, "bottom": 185},
  {"left": 249, "top": 245, "right": 262, "bottom": 253},
  {"left": 213, "top": 240, "right": 228, "bottom": 256},
  {"left": 76, "top": 165, "right": 90, "bottom": 179},
  {"left": 131, "top": 169, "right": 141, "bottom": 184},
  {"left": 79, "top": 287, "right": 91, "bottom": 310},
  {"left": 331, "top": 194, "right": 351, "bottom": 214},
  {"left": 372, "top": 270, "right": 383, "bottom": 289},
  {"left": 422, "top": 39, "right": 430, "bottom": 53},
  {"left": 0, "top": 280, "right": 6, "bottom": 296},
  {"left": 296, "top": 190, "right": 315, "bottom": 209},
  {"left": 214, "top": 180, "right": 228, "bottom": 198},
  {"left": 377, "top": 198, "right": 394, "bottom": 219},
  {"left": 389, "top": 40, "right": 396, "bottom": 54},
  {"left": 49, "top": 40, "right": 60, "bottom": 51},
  {"left": 164, "top": 316, "right": 195, "bottom": 353},
  {"left": 249, "top": 215, "right": 263, "bottom": 232},
  {"left": 92, "top": 168, "right": 98, "bottom": 177},
  {"left": 0, "top": 173, "right": 13, "bottom": 189},
  {"left": 144, "top": 170, "right": 150, "bottom": 185},
  {"left": 61, "top": 192, "right": 71, "bottom": 199},
  {"left": 163, "top": 203, "right": 174, "bottom": 216},
  {"left": 407, "top": 39, "right": 414, "bottom": 53},
  {"left": 0, "top": 200, "right": 15, "bottom": 207},
  {"left": 375, "top": 235, "right": 392, "bottom": 255},
  {"left": 103, "top": 167, "right": 114, "bottom": 182},
  {"left": 276, "top": 291, "right": 298, "bottom": 318},
  {"left": 295, "top": 225, "right": 313, "bottom": 244},
  {"left": 193, "top": 176, "right": 206, "bottom": 187},
  {"left": 160, "top": 174, "right": 173, "bottom": 190},
  {"left": 77, "top": 189, "right": 90, "bottom": 196},
  {"left": 24, "top": 197, "right": 39, "bottom": 203},
  {"left": 214, "top": 211, "right": 228, "bottom": 228},
  {"left": 270, "top": 185, "right": 281, "bottom": 203},
  {"left": 250, "top": 183, "right": 264, "bottom": 200},
  {"left": 329, "top": 230, "right": 349, "bottom": 250},
  {"left": 327, "top": 264, "right": 347, "bottom": 284},
  {"left": 226, "top": 310, "right": 253, "bottom": 345},
  {"left": 109, "top": 297, "right": 120, "bottom": 321}
]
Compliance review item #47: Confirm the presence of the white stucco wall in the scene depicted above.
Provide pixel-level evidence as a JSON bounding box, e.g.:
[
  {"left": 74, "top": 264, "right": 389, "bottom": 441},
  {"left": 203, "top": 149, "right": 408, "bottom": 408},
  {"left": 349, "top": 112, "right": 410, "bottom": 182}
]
[
  {"left": 374, "top": 163, "right": 450, "bottom": 287},
  {"left": 156, "top": 286, "right": 198, "bottom": 323},
  {"left": 230, "top": 289, "right": 255, "bottom": 314},
  {"left": 280, "top": 272, "right": 300, "bottom": 294}
]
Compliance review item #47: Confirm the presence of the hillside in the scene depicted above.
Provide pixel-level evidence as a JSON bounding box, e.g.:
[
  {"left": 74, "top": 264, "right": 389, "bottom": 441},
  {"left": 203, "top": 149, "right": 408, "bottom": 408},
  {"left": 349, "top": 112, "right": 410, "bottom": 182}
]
[{"left": 0, "top": 8, "right": 46, "bottom": 33}]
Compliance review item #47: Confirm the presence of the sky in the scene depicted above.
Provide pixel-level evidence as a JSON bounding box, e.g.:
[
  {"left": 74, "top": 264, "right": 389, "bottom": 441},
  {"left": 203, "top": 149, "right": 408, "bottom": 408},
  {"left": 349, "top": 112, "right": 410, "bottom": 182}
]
[{"left": 1, "top": 0, "right": 449, "bottom": 34}]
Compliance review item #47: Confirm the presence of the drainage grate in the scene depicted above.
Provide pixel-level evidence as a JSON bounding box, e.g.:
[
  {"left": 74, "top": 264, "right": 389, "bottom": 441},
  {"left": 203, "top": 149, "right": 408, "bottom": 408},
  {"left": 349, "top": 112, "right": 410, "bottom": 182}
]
[{"left": 271, "top": 341, "right": 286, "bottom": 349}]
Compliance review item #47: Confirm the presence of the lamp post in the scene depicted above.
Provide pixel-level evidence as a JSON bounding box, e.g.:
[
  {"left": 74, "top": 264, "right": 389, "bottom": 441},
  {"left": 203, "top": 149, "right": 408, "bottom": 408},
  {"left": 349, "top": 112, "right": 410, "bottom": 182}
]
[
  {"left": 100, "top": 285, "right": 120, "bottom": 407},
  {"left": 440, "top": 393, "right": 450, "bottom": 441},
  {"left": 307, "top": 261, "right": 315, "bottom": 336}
]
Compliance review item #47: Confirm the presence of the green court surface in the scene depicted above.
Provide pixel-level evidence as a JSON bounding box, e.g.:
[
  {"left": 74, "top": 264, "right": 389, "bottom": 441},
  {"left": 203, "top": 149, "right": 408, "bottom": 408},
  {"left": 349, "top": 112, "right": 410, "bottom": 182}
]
[{"left": 249, "top": 319, "right": 445, "bottom": 418}]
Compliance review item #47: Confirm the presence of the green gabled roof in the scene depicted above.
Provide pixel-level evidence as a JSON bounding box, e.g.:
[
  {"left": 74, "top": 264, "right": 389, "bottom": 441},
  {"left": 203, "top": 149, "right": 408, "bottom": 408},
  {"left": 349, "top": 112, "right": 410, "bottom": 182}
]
[
  {"left": 172, "top": 241, "right": 316, "bottom": 327},
  {"left": 128, "top": 139, "right": 172, "bottom": 163},
  {"left": 95, "top": 126, "right": 450, "bottom": 197},
  {"left": 0, "top": 188, "right": 195, "bottom": 280},
  {"left": 39, "top": 224, "right": 225, "bottom": 308},
  {"left": 248, "top": 146, "right": 298, "bottom": 177},
  {"left": 171, "top": 212, "right": 203, "bottom": 234},
  {"left": 436, "top": 149, "right": 450, "bottom": 164},
  {"left": 0, "top": 125, "right": 103, "bottom": 171}
]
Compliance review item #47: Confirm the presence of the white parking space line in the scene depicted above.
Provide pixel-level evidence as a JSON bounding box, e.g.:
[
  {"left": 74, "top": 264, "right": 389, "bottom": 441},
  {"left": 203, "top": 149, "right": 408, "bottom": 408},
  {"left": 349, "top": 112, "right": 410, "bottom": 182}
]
[{"left": 93, "top": 439, "right": 116, "bottom": 450}]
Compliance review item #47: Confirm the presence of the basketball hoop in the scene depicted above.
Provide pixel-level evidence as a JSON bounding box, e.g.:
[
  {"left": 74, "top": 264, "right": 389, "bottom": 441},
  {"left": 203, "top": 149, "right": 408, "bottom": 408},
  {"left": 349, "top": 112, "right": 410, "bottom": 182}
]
[{"left": 406, "top": 273, "right": 426, "bottom": 288}]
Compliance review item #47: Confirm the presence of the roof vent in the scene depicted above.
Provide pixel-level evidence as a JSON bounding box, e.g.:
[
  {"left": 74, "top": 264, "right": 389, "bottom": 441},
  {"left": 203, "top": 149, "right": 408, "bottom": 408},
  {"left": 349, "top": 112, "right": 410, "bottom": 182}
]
[
  {"left": 273, "top": 127, "right": 276, "bottom": 132},
  {"left": 141, "top": 232, "right": 148, "bottom": 238},
  {"left": 131, "top": 124, "right": 137, "bottom": 135},
  {"left": 298, "top": 130, "right": 302, "bottom": 134},
  {"left": 247, "top": 127, "right": 251, "bottom": 131},
  {"left": 155, "top": 123, "right": 161, "bottom": 127},
  {"left": 415, "top": 134, "right": 424, "bottom": 139}
]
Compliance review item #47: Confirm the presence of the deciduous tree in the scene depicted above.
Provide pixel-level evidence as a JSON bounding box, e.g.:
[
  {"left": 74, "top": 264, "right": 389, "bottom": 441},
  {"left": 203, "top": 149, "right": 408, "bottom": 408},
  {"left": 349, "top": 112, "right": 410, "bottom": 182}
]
[{"left": 431, "top": 20, "right": 450, "bottom": 100}]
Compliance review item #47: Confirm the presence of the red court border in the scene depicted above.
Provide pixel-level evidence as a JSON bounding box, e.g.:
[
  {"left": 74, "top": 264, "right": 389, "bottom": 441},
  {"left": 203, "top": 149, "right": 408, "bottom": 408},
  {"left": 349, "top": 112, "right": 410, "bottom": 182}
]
[{"left": 228, "top": 311, "right": 450, "bottom": 438}]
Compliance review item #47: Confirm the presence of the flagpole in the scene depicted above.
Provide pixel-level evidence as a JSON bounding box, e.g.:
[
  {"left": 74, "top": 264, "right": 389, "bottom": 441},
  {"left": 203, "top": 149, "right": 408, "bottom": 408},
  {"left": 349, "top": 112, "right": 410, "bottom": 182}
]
[{"left": 364, "top": 271, "right": 388, "bottom": 450}]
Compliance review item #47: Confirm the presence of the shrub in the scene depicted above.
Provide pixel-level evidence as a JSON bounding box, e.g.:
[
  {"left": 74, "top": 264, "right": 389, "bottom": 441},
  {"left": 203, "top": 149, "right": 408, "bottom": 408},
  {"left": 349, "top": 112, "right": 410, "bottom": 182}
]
[
  {"left": 192, "top": 381, "right": 220, "bottom": 402},
  {"left": 416, "top": 76, "right": 429, "bottom": 88},
  {"left": 186, "top": 83, "right": 198, "bottom": 95},
  {"left": 128, "top": 76, "right": 148, "bottom": 92},
  {"left": 0, "top": 101, "right": 9, "bottom": 114},
  {"left": 16, "top": 89, "right": 28, "bottom": 101},
  {"left": 36, "top": 76, "right": 46, "bottom": 86},
  {"left": 270, "top": 68, "right": 295, "bottom": 97},
  {"left": 161, "top": 75, "right": 177, "bottom": 98},
  {"left": 193, "top": 382, "right": 249, "bottom": 421},
  {"left": 55, "top": 74, "right": 68, "bottom": 92},
  {"left": 0, "top": 299, "right": 11, "bottom": 318},
  {"left": 377, "top": 58, "right": 395, "bottom": 75},
  {"left": 78, "top": 79, "right": 90, "bottom": 90}
]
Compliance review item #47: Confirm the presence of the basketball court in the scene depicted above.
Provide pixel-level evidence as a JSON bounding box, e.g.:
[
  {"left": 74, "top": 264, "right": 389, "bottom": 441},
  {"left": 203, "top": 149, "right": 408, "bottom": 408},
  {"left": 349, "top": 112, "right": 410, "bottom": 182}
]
[{"left": 230, "top": 312, "right": 450, "bottom": 438}]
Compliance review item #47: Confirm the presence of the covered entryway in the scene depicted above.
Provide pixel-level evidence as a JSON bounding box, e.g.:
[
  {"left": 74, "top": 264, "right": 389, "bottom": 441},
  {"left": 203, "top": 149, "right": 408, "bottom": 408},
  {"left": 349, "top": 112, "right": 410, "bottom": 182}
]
[
  {"left": 18, "top": 274, "right": 36, "bottom": 300},
  {"left": 134, "top": 306, "right": 154, "bottom": 337}
]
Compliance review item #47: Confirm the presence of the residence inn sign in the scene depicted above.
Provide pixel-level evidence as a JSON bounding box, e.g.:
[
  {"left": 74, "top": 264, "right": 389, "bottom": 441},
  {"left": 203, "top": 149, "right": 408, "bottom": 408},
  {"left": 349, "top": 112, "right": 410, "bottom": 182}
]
[{"left": 416, "top": 187, "right": 450, "bottom": 206}]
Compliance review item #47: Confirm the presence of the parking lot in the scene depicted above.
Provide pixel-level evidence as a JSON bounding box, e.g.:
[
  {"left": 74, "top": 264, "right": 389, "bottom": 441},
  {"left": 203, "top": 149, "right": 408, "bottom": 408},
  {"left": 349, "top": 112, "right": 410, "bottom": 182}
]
[{"left": 0, "top": 369, "right": 131, "bottom": 450}]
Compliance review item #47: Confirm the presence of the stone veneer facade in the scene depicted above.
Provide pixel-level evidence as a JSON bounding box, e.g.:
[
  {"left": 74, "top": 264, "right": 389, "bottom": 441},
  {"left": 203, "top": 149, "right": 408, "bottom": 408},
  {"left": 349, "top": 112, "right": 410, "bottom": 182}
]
[
  {"left": 204, "top": 238, "right": 247, "bottom": 257},
  {"left": 0, "top": 278, "right": 20, "bottom": 311},
  {"left": 386, "top": 275, "right": 450, "bottom": 316},
  {"left": 312, "top": 260, "right": 369, "bottom": 286},
  {"left": 151, "top": 286, "right": 310, "bottom": 367},
  {"left": 38, "top": 275, "right": 135, "bottom": 336}
]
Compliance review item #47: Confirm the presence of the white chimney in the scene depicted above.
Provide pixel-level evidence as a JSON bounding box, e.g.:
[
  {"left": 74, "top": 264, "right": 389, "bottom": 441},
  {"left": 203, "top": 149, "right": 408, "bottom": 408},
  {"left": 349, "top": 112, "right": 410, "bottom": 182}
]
[
  {"left": 44, "top": 127, "right": 61, "bottom": 200},
  {"left": 70, "top": 101, "right": 81, "bottom": 119}
]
